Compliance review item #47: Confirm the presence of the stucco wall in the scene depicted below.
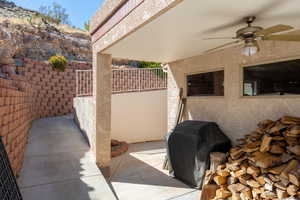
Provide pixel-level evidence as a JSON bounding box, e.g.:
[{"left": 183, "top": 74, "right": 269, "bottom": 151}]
[
  {"left": 111, "top": 90, "right": 167, "bottom": 143},
  {"left": 74, "top": 90, "right": 167, "bottom": 148},
  {"left": 73, "top": 97, "right": 96, "bottom": 151},
  {"left": 168, "top": 40, "right": 300, "bottom": 143}
]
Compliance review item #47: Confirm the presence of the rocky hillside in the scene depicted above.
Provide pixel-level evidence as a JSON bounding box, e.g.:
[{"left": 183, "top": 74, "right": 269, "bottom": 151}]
[{"left": 0, "top": 0, "right": 91, "bottom": 66}]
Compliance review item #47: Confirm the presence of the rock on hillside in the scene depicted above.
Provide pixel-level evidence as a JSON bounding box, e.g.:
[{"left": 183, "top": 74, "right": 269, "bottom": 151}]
[{"left": 0, "top": 0, "right": 91, "bottom": 65}]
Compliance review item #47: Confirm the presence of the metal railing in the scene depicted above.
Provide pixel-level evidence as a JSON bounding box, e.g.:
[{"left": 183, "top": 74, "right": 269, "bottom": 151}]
[
  {"left": 76, "top": 68, "right": 167, "bottom": 96},
  {"left": 76, "top": 70, "right": 93, "bottom": 97},
  {"left": 112, "top": 68, "right": 167, "bottom": 93}
]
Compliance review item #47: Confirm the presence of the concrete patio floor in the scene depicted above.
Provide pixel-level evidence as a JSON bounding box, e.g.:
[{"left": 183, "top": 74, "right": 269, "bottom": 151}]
[
  {"left": 18, "top": 115, "right": 200, "bottom": 200},
  {"left": 109, "top": 141, "right": 200, "bottom": 200},
  {"left": 18, "top": 115, "right": 116, "bottom": 200}
]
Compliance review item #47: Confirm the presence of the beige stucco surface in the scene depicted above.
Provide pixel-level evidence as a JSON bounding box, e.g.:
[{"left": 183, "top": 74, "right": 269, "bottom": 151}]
[
  {"left": 74, "top": 97, "right": 96, "bottom": 152},
  {"left": 74, "top": 90, "right": 167, "bottom": 146},
  {"left": 90, "top": 0, "right": 127, "bottom": 33},
  {"left": 92, "top": 0, "right": 182, "bottom": 53},
  {"left": 111, "top": 90, "right": 167, "bottom": 143},
  {"left": 168, "top": 41, "right": 300, "bottom": 142}
]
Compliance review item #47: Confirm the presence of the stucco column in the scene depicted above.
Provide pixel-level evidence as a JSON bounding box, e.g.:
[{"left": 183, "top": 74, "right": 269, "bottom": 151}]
[{"left": 93, "top": 52, "right": 112, "bottom": 173}]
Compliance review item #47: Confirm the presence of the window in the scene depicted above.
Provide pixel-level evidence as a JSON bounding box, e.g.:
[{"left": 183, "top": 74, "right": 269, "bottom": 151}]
[
  {"left": 187, "top": 70, "right": 224, "bottom": 96},
  {"left": 243, "top": 59, "right": 300, "bottom": 96}
]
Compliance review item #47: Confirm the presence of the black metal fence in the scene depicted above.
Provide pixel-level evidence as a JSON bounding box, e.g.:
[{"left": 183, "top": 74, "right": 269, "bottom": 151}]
[{"left": 0, "top": 137, "right": 23, "bottom": 200}]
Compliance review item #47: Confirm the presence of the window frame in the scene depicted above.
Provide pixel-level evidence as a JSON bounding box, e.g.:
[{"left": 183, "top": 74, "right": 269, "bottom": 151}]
[
  {"left": 240, "top": 56, "right": 300, "bottom": 98},
  {"left": 185, "top": 67, "right": 225, "bottom": 98}
]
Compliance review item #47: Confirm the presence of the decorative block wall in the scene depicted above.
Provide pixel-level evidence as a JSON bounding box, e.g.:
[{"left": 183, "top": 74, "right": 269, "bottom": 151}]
[
  {"left": 0, "top": 77, "right": 34, "bottom": 176},
  {"left": 0, "top": 59, "right": 91, "bottom": 176},
  {"left": 21, "top": 59, "right": 91, "bottom": 118}
]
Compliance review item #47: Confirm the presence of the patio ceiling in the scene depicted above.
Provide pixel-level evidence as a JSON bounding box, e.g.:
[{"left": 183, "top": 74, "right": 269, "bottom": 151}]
[{"left": 103, "top": 0, "right": 300, "bottom": 63}]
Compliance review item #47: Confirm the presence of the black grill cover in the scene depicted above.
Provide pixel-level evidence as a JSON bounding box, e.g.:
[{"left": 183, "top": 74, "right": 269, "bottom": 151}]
[{"left": 168, "top": 121, "right": 231, "bottom": 188}]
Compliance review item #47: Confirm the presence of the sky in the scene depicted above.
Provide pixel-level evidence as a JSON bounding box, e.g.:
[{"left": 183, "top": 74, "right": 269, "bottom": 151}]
[{"left": 12, "top": 0, "right": 104, "bottom": 29}]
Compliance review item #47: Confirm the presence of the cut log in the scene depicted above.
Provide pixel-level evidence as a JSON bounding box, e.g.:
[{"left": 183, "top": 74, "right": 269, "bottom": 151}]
[
  {"left": 260, "top": 135, "right": 272, "bottom": 152},
  {"left": 269, "top": 164, "right": 288, "bottom": 175},
  {"left": 255, "top": 176, "right": 266, "bottom": 185},
  {"left": 272, "top": 136, "right": 286, "bottom": 141},
  {"left": 258, "top": 119, "right": 274, "bottom": 129},
  {"left": 275, "top": 182, "right": 288, "bottom": 191},
  {"left": 230, "top": 147, "right": 244, "bottom": 160},
  {"left": 203, "top": 170, "right": 212, "bottom": 185},
  {"left": 252, "top": 187, "right": 264, "bottom": 199},
  {"left": 215, "top": 188, "right": 232, "bottom": 199},
  {"left": 269, "top": 174, "right": 280, "bottom": 182},
  {"left": 281, "top": 160, "right": 299, "bottom": 180},
  {"left": 285, "top": 137, "right": 299, "bottom": 146},
  {"left": 277, "top": 188, "right": 289, "bottom": 199},
  {"left": 200, "top": 184, "right": 218, "bottom": 200},
  {"left": 289, "top": 172, "right": 300, "bottom": 187},
  {"left": 213, "top": 175, "right": 227, "bottom": 185},
  {"left": 281, "top": 153, "right": 294, "bottom": 163},
  {"left": 261, "top": 191, "right": 276, "bottom": 199},
  {"left": 247, "top": 165, "right": 260, "bottom": 177},
  {"left": 217, "top": 170, "right": 230, "bottom": 177},
  {"left": 228, "top": 183, "right": 247, "bottom": 193},
  {"left": 210, "top": 152, "right": 226, "bottom": 171},
  {"left": 238, "top": 174, "right": 252, "bottom": 185},
  {"left": 240, "top": 187, "right": 252, "bottom": 200},
  {"left": 287, "top": 184, "right": 299, "bottom": 196},
  {"left": 228, "top": 176, "right": 238, "bottom": 185},
  {"left": 288, "top": 145, "right": 300, "bottom": 156},
  {"left": 231, "top": 193, "right": 241, "bottom": 200},
  {"left": 269, "top": 122, "right": 288, "bottom": 134},
  {"left": 234, "top": 169, "right": 247, "bottom": 177},
  {"left": 281, "top": 116, "right": 300, "bottom": 125},
  {"left": 264, "top": 183, "right": 274, "bottom": 191},
  {"left": 249, "top": 151, "right": 282, "bottom": 169},
  {"left": 270, "top": 144, "right": 285, "bottom": 154},
  {"left": 246, "top": 179, "right": 260, "bottom": 188},
  {"left": 290, "top": 126, "right": 300, "bottom": 135}
]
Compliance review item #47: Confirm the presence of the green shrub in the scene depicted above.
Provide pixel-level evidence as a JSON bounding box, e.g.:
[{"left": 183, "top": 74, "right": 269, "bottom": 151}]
[
  {"left": 48, "top": 55, "right": 68, "bottom": 72},
  {"left": 138, "top": 61, "right": 161, "bottom": 69}
]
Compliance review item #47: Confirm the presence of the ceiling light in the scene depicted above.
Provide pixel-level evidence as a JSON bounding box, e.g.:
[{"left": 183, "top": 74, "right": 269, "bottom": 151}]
[{"left": 241, "top": 40, "right": 259, "bottom": 56}]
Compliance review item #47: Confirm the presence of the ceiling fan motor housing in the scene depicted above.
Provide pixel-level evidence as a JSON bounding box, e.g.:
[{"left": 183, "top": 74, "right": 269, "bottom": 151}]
[{"left": 236, "top": 26, "right": 263, "bottom": 39}]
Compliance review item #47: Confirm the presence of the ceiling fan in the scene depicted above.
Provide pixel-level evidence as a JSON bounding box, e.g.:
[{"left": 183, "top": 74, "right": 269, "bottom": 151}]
[{"left": 205, "top": 16, "right": 300, "bottom": 56}]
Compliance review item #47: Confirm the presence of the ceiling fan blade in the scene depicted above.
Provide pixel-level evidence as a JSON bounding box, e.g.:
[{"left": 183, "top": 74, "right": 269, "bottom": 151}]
[
  {"left": 203, "top": 1, "right": 288, "bottom": 34},
  {"left": 256, "top": 24, "right": 294, "bottom": 36},
  {"left": 203, "top": 19, "right": 244, "bottom": 34},
  {"left": 204, "top": 40, "right": 241, "bottom": 53},
  {"left": 203, "top": 37, "right": 237, "bottom": 40},
  {"left": 264, "top": 34, "right": 300, "bottom": 42}
]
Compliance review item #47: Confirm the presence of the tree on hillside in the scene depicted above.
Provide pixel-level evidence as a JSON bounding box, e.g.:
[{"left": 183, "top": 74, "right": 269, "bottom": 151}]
[
  {"left": 84, "top": 20, "right": 90, "bottom": 31},
  {"left": 39, "top": 2, "right": 70, "bottom": 25}
]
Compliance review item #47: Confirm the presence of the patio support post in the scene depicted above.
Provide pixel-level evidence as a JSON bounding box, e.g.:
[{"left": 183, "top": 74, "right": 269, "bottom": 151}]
[{"left": 94, "top": 52, "right": 112, "bottom": 176}]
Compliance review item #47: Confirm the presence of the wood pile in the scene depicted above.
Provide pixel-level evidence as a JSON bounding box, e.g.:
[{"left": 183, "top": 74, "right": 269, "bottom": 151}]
[{"left": 201, "top": 116, "right": 300, "bottom": 200}]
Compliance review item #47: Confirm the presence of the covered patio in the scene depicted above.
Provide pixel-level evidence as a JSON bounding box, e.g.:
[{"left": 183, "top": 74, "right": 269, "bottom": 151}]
[
  {"left": 88, "top": 0, "right": 300, "bottom": 199},
  {"left": 91, "top": 0, "right": 300, "bottom": 169}
]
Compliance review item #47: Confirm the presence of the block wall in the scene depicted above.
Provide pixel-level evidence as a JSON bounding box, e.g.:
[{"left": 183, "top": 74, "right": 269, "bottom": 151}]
[
  {"left": 0, "top": 59, "right": 91, "bottom": 175},
  {"left": 0, "top": 77, "right": 35, "bottom": 176},
  {"left": 21, "top": 59, "right": 91, "bottom": 118}
]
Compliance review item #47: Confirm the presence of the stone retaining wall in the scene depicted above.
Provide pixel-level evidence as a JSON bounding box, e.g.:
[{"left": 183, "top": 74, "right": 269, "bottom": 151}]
[{"left": 0, "top": 59, "right": 91, "bottom": 175}]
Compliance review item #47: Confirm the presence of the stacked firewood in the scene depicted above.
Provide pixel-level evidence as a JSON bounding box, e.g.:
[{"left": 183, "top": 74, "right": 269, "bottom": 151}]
[{"left": 201, "top": 116, "right": 300, "bottom": 200}]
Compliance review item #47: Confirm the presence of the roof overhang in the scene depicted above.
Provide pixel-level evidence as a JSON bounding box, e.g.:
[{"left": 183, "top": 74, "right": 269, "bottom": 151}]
[{"left": 92, "top": 0, "right": 300, "bottom": 63}]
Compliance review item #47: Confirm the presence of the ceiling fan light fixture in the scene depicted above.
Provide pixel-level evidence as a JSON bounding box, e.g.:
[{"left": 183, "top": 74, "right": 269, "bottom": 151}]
[{"left": 241, "top": 40, "right": 259, "bottom": 56}]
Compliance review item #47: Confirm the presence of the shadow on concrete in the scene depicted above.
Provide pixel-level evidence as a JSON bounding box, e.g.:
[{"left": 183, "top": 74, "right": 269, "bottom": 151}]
[
  {"left": 18, "top": 115, "right": 116, "bottom": 200},
  {"left": 108, "top": 141, "right": 198, "bottom": 200}
]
